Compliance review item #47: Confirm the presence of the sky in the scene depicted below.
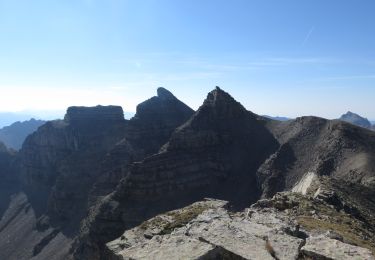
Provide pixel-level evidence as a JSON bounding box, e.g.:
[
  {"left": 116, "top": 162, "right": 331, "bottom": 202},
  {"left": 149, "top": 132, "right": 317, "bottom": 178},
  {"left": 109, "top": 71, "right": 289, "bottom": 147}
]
[{"left": 0, "top": 0, "right": 374, "bottom": 120}]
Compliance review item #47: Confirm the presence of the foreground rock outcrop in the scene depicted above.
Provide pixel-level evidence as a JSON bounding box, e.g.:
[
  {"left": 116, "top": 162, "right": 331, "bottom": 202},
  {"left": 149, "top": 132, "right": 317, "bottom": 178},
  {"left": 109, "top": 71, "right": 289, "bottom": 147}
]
[{"left": 107, "top": 175, "right": 375, "bottom": 259}]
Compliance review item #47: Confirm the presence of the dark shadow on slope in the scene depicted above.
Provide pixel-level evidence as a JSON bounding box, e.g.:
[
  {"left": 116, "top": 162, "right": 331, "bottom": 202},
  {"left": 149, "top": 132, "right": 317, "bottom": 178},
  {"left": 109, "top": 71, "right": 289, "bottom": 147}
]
[
  {"left": 23, "top": 184, "right": 51, "bottom": 220},
  {"left": 0, "top": 182, "right": 21, "bottom": 220},
  {"left": 257, "top": 143, "right": 297, "bottom": 198}
]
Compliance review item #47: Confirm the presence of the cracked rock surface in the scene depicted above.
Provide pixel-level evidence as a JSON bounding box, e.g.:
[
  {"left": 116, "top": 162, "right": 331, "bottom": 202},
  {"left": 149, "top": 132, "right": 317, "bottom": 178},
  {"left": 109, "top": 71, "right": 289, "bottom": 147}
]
[{"left": 106, "top": 184, "right": 375, "bottom": 260}]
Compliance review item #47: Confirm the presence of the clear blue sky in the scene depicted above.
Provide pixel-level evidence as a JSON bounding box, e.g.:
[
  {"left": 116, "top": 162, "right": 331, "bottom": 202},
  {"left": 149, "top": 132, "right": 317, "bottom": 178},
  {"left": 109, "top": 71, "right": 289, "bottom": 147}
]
[{"left": 0, "top": 0, "right": 374, "bottom": 119}]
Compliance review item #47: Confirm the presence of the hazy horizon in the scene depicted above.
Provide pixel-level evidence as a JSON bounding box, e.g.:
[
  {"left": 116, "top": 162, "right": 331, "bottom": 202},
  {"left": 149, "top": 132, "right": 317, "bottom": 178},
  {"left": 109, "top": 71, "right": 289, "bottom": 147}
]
[
  {"left": 1, "top": 0, "right": 375, "bottom": 119},
  {"left": 0, "top": 87, "right": 374, "bottom": 123}
]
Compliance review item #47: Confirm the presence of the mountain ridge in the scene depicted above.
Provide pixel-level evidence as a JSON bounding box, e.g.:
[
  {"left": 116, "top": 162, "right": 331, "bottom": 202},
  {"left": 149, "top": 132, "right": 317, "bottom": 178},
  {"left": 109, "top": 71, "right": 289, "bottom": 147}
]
[
  {"left": 0, "top": 119, "right": 46, "bottom": 150},
  {"left": 0, "top": 87, "right": 374, "bottom": 260}
]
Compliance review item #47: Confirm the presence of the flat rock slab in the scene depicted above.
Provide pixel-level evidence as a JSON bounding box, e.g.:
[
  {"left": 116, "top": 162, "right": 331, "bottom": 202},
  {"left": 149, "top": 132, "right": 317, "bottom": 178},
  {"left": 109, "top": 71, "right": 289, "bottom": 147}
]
[
  {"left": 301, "top": 236, "right": 375, "bottom": 260},
  {"left": 113, "top": 235, "right": 216, "bottom": 260},
  {"left": 268, "top": 232, "right": 304, "bottom": 260},
  {"left": 199, "top": 220, "right": 274, "bottom": 260}
]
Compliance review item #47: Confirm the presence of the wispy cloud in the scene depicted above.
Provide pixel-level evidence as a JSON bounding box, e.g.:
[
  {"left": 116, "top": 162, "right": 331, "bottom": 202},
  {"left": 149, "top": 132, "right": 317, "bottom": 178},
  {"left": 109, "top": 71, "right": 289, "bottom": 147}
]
[{"left": 302, "top": 26, "right": 315, "bottom": 46}]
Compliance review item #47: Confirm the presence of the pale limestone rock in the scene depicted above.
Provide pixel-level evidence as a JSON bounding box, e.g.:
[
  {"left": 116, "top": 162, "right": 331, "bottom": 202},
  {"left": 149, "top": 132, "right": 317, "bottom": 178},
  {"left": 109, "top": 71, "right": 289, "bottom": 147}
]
[
  {"left": 292, "top": 171, "right": 317, "bottom": 195},
  {"left": 109, "top": 235, "right": 216, "bottom": 260},
  {"left": 302, "top": 236, "right": 375, "bottom": 260},
  {"left": 199, "top": 221, "right": 274, "bottom": 260},
  {"left": 267, "top": 232, "right": 304, "bottom": 260}
]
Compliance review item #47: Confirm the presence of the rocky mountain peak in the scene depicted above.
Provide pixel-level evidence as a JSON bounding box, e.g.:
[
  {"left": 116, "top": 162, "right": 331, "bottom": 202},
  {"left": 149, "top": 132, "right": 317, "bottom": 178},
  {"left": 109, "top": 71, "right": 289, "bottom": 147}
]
[
  {"left": 205, "top": 86, "right": 237, "bottom": 104},
  {"left": 134, "top": 88, "right": 193, "bottom": 121},
  {"left": 186, "top": 87, "right": 249, "bottom": 127},
  {"left": 339, "top": 111, "right": 371, "bottom": 129},
  {"left": 156, "top": 87, "right": 176, "bottom": 100}
]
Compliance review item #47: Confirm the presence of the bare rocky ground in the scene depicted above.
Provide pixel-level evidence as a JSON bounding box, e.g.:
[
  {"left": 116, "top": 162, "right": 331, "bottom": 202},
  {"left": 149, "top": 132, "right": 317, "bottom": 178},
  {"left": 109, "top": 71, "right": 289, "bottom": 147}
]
[{"left": 106, "top": 175, "right": 375, "bottom": 260}]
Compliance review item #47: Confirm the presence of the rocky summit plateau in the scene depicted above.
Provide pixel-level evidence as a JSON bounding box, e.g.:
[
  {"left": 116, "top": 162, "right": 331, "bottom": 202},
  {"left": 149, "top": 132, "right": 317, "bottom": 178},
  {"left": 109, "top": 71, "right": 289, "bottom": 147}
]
[{"left": 0, "top": 87, "right": 375, "bottom": 260}]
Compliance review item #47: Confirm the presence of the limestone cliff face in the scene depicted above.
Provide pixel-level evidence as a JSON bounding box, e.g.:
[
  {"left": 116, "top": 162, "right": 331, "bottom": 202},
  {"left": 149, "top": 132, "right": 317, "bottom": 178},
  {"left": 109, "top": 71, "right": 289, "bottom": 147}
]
[
  {"left": 259, "top": 116, "right": 375, "bottom": 198},
  {"left": 73, "top": 87, "right": 279, "bottom": 259},
  {"left": 124, "top": 87, "right": 194, "bottom": 159},
  {"left": 0, "top": 142, "right": 17, "bottom": 182},
  {"left": 122, "top": 87, "right": 279, "bottom": 209},
  {"left": 89, "top": 88, "right": 194, "bottom": 202},
  {"left": 0, "top": 106, "right": 128, "bottom": 260},
  {"left": 43, "top": 106, "right": 127, "bottom": 223},
  {"left": 0, "top": 89, "right": 194, "bottom": 260},
  {"left": 64, "top": 106, "right": 125, "bottom": 124}
]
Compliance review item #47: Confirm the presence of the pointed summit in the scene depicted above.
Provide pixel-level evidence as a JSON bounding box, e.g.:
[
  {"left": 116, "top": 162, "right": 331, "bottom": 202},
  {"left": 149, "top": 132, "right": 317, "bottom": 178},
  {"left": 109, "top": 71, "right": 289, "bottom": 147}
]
[
  {"left": 197, "top": 87, "right": 248, "bottom": 120},
  {"left": 157, "top": 87, "right": 176, "bottom": 100},
  {"left": 128, "top": 88, "right": 194, "bottom": 156},
  {"left": 205, "top": 86, "right": 238, "bottom": 104}
]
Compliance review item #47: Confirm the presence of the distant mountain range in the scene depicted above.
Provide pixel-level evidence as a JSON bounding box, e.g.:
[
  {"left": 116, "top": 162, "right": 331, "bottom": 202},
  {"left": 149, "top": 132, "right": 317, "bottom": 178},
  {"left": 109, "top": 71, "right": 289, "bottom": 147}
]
[
  {"left": 266, "top": 112, "right": 375, "bottom": 130},
  {"left": 0, "top": 119, "right": 46, "bottom": 150},
  {"left": 263, "top": 115, "right": 291, "bottom": 121},
  {"left": 0, "top": 112, "right": 35, "bottom": 128}
]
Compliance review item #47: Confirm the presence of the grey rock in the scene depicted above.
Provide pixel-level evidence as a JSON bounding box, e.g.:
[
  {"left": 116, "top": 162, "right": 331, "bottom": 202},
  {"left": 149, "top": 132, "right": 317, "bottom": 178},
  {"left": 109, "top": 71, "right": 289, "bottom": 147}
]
[
  {"left": 108, "top": 235, "right": 218, "bottom": 260},
  {"left": 106, "top": 198, "right": 305, "bottom": 260},
  {"left": 302, "top": 236, "right": 375, "bottom": 260},
  {"left": 260, "top": 115, "right": 375, "bottom": 198},
  {"left": 267, "top": 232, "right": 304, "bottom": 260}
]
